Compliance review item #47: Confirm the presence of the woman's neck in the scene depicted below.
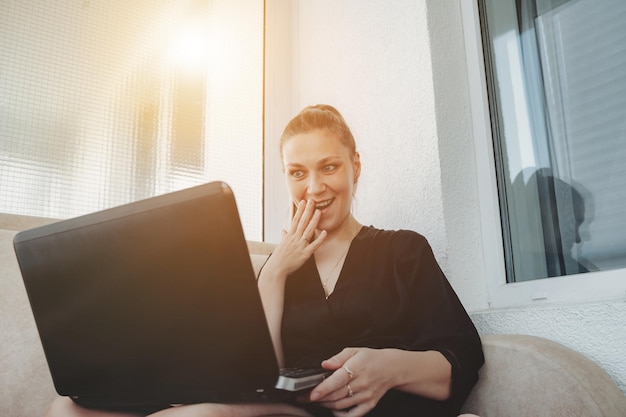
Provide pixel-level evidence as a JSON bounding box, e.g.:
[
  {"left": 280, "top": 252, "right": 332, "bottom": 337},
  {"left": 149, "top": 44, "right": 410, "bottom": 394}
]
[{"left": 317, "top": 214, "right": 362, "bottom": 246}]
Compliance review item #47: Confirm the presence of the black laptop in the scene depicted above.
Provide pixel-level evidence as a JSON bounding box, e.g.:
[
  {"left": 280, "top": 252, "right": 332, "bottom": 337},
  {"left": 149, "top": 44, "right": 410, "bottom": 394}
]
[{"left": 13, "top": 181, "right": 328, "bottom": 409}]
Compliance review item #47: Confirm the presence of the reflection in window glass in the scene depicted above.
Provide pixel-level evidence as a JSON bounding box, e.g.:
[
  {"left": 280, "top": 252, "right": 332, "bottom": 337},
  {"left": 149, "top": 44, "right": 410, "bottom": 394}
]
[
  {"left": 0, "top": 0, "right": 263, "bottom": 240},
  {"left": 479, "top": 0, "right": 626, "bottom": 281}
]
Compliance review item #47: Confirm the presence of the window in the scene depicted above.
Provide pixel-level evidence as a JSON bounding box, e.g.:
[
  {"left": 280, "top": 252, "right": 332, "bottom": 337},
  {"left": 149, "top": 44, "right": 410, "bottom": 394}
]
[
  {"left": 461, "top": 0, "right": 626, "bottom": 306},
  {"left": 478, "top": 0, "right": 626, "bottom": 280},
  {"left": 0, "top": 0, "right": 264, "bottom": 240}
]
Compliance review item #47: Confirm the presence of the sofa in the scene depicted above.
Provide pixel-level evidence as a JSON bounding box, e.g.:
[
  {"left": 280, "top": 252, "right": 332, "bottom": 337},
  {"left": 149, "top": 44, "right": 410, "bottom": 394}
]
[{"left": 2, "top": 214, "right": 625, "bottom": 417}]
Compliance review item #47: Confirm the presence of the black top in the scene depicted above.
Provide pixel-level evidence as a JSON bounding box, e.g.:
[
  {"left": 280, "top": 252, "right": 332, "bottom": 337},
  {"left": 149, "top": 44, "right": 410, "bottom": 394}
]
[{"left": 281, "top": 226, "right": 484, "bottom": 417}]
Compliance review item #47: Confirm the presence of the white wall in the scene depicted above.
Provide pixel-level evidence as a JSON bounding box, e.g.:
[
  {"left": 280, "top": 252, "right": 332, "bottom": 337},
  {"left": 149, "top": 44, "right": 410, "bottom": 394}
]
[{"left": 265, "top": 0, "right": 626, "bottom": 393}]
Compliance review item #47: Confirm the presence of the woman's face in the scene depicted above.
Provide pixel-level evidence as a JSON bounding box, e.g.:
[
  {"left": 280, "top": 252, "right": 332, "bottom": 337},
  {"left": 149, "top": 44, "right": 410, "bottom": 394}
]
[{"left": 282, "top": 129, "right": 360, "bottom": 234}]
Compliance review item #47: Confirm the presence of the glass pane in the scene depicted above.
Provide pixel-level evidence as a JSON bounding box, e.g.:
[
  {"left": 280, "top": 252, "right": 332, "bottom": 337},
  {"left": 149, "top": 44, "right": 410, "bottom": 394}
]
[
  {"left": 480, "top": 0, "right": 626, "bottom": 281},
  {"left": 0, "top": 0, "right": 263, "bottom": 240}
]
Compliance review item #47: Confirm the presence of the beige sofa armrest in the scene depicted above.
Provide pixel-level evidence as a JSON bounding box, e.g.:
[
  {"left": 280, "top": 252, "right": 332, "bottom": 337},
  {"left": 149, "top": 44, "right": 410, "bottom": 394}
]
[
  {"left": 461, "top": 334, "right": 626, "bottom": 417},
  {"left": 247, "top": 241, "right": 275, "bottom": 278},
  {"left": 1, "top": 228, "right": 57, "bottom": 417}
]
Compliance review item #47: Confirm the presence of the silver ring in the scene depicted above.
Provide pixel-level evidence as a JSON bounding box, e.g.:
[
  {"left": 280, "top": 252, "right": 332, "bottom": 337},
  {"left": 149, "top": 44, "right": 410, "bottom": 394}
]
[
  {"left": 347, "top": 384, "right": 354, "bottom": 397},
  {"left": 343, "top": 365, "right": 354, "bottom": 380}
]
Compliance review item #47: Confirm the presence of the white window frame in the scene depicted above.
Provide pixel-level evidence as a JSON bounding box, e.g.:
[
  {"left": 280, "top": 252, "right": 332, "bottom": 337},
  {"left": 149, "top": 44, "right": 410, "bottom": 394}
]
[{"left": 460, "top": 0, "right": 626, "bottom": 308}]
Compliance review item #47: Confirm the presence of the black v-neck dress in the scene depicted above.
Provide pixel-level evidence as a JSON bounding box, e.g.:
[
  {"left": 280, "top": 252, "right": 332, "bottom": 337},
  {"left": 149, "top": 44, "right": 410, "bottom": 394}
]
[{"left": 281, "top": 226, "right": 484, "bottom": 417}]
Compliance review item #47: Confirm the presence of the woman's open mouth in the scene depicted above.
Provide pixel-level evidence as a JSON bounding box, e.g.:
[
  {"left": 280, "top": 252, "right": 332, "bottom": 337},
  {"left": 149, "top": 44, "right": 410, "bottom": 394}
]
[{"left": 315, "top": 198, "right": 334, "bottom": 210}]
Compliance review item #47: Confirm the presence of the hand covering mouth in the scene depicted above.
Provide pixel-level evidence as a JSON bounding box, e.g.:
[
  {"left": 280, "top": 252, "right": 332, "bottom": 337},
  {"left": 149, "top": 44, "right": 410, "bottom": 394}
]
[{"left": 315, "top": 198, "right": 334, "bottom": 210}]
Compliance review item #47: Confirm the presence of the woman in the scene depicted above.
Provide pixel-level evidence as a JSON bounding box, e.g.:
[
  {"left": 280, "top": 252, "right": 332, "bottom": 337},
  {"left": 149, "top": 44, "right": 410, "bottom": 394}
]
[{"left": 46, "top": 105, "right": 483, "bottom": 417}]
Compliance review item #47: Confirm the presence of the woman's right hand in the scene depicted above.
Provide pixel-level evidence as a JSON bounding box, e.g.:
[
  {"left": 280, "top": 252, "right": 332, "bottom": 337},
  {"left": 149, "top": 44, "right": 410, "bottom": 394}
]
[
  {"left": 266, "top": 199, "right": 327, "bottom": 278},
  {"left": 257, "top": 200, "right": 326, "bottom": 368}
]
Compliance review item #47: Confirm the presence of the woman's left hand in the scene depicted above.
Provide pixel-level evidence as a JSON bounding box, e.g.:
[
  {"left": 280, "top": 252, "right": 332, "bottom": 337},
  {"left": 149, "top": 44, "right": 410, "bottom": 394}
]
[{"left": 307, "top": 348, "right": 398, "bottom": 417}]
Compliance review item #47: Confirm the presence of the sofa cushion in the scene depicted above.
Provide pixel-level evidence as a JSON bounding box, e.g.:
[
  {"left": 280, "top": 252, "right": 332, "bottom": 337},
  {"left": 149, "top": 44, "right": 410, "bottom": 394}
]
[
  {"left": 461, "top": 334, "right": 626, "bottom": 416},
  {"left": 250, "top": 253, "right": 270, "bottom": 277},
  {"left": 0, "top": 230, "right": 57, "bottom": 417}
]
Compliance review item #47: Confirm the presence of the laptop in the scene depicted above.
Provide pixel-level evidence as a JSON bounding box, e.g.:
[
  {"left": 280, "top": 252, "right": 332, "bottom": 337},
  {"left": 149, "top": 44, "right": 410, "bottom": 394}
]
[{"left": 13, "top": 181, "right": 329, "bottom": 409}]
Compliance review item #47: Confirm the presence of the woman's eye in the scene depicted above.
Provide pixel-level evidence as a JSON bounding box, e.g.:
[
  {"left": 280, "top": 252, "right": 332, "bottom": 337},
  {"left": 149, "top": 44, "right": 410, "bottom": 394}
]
[
  {"left": 290, "top": 170, "right": 305, "bottom": 178},
  {"left": 322, "top": 164, "right": 336, "bottom": 172}
]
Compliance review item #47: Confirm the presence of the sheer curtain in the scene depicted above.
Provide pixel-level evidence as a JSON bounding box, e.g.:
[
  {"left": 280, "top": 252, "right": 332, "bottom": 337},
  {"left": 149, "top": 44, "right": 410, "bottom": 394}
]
[{"left": 0, "top": 0, "right": 264, "bottom": 240}]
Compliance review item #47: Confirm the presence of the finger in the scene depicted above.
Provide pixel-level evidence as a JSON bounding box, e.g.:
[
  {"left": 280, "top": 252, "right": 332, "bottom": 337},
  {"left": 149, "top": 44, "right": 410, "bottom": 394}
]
[
  {"left": 301, "top": 209, "right": 321, "bottom": 242},
  {"left": 318, "top": 390, "right": 359, "bottom": 412},
  {"left": 288, "top": 200, "right": 306, "bottom": 234},
  {"left": 310, "top": 365, "right": 352, "bottom": 402},
  {"left": 322, "top": 348, "right": 358, "bottom": 370},
  {"left": 295, "top": 200, "right": 316, "bottom": 236},
  {"left": 307, "top": 229, "right": 327, "bottom": 251},
  {"left": 312, "top": 383, "right": 351, "bottom": 403}
]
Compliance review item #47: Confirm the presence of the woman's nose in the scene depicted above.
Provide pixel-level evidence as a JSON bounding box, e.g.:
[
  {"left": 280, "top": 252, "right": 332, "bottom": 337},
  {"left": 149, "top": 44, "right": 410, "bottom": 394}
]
[{"left": 307, "top": 173, "right": 325, "bottom": 195}]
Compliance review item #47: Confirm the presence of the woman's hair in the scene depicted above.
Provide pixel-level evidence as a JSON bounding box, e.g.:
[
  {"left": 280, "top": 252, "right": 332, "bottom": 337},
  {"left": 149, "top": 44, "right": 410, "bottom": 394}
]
[{"left": 279, "top": 104, "right": 356, "bottom": 159}]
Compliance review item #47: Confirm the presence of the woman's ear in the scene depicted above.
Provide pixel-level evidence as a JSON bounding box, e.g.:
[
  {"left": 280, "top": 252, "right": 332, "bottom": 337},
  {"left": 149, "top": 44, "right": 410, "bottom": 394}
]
[{"left": 353, "top": 152, "right": 361, "bottom": 183}]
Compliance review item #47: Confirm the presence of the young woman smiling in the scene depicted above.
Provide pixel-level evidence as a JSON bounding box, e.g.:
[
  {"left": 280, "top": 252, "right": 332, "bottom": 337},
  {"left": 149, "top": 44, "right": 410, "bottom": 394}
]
[{"left": 254, "top": 105, "right": 483, "bottom": 417}]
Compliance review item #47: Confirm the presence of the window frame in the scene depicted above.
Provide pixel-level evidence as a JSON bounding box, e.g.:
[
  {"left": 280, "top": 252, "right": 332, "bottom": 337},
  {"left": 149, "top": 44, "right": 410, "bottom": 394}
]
[
  {"left": 460, "top": 0, "right": 626, "bottom": 308},
  {"left": 263, "top": 0, "right": 293, "bottom": 244}
]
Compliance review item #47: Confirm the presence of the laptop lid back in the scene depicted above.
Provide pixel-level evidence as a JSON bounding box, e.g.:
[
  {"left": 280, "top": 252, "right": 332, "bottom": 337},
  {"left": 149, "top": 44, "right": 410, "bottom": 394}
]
[{"left": 13, "top": 181, "right": 279, "bottom": 406}]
